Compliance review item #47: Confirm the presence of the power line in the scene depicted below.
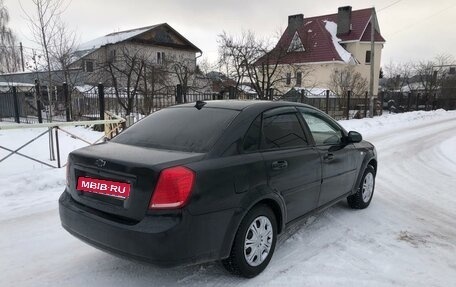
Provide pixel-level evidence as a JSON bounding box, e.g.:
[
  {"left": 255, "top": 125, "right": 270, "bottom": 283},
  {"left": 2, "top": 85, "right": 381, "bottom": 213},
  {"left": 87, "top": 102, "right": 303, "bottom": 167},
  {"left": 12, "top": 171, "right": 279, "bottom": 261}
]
[
  {"left": 389, "top": 2, "right": 456, "bottom": 37},
  {"left": 378, "top": 0, "right": 404, "bottom": 12}
]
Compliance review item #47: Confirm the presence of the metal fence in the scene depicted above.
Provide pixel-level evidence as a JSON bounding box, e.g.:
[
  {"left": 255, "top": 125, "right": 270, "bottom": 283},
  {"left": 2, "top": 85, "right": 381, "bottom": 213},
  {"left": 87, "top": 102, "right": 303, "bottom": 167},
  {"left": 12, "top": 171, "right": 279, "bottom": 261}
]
[
  {"left": 380, "top": 91, "right": 456, "bottom": 113},
  {"left": 0, "top": 82, "right": 237, "bottom": 123},
  {"left": 3, "top": 81, "right": 455, "bottom": 124},
  {"left": 277, "top": 91, "right": 383, "bottom": 120},
  {"left": 0, "top": 86, "right": 41, "bottom": 124}
]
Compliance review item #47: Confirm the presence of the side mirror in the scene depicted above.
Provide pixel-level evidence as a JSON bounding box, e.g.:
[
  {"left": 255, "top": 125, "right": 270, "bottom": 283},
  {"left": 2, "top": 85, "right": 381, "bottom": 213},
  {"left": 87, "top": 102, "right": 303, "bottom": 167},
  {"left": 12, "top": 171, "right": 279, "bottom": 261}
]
[{"left": 347, "top": 131, "right": 362, "bottom": 143}]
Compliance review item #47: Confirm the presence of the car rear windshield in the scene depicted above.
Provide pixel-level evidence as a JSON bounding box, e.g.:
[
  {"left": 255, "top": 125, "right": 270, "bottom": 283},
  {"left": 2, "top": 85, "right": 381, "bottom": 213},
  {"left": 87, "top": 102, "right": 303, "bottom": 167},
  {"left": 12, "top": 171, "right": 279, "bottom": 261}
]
[{"left": 112, "top": 107, "right": 239, "bottom": 153}]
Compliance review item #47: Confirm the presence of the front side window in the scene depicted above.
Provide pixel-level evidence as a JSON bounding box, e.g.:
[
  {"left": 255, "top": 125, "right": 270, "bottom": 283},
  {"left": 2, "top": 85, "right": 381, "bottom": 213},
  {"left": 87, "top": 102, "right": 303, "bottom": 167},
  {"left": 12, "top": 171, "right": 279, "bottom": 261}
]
[
  {"left": 298, "top": 108, "right": 343, "bottom": 145},
  {"left": 262, "top": 113, "right": 307, "bottom": 149}
]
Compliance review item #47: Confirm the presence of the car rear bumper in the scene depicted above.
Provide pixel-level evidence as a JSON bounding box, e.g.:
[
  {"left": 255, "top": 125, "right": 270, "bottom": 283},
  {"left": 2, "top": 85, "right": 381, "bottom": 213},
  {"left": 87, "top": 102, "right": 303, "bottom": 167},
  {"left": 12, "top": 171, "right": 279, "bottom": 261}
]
[{"left": 59, "top": 191, "right": 238, "bottom": 267}]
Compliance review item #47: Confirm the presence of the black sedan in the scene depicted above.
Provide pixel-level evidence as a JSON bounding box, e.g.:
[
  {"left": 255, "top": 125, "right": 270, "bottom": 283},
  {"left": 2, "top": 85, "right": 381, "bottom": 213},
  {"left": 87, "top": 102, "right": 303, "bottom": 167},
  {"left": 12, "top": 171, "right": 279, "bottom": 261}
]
[{"left": 59, "top": 100, "right": 377, "bottom": 278}]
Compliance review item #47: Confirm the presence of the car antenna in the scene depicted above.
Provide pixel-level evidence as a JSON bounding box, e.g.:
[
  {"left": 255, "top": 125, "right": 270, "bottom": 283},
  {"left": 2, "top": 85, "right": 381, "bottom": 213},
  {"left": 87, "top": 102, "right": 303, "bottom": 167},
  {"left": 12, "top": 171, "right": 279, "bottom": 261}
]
[{"left": 195, "top": 100, "right": 207, "bottom": 110}]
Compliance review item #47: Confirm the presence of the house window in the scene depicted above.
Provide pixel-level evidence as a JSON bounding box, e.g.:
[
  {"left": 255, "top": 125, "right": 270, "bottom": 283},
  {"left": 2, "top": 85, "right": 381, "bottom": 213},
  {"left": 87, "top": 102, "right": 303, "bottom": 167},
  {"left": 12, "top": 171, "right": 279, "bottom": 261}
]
[
  {"left": 365, "top": 51, "right": 371, "bottom": 64},
  {"left": 449, "top": 67, "right": 456, "bottom": 74},
  {"left": 286, "top": 73, "right": 291, "bottom": 85},
  {"left": 157, "top": 52, "right": 165, "bottom": 64},
  {"left": 288, "top": 31, "right": 305, "bottom": 52},
  {"left": 296, "top": 72, "right": 302, "bottom": 86},
  {"left": 109, "top": 50, "right": 116, "bottom": 61},
  {"left": 83, "top": 60, "right": 94, "bottom": 72}
]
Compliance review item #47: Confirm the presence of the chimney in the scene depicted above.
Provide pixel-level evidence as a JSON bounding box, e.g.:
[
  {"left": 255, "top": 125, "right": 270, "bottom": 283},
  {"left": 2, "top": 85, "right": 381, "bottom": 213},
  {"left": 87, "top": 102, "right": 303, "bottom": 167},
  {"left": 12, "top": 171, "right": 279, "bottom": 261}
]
[
  {"left": 288, "top": 14, "right": 304, "bottom": 30},
  {"left": 337, "top": 6, "right": 352, "bottom": 35}
]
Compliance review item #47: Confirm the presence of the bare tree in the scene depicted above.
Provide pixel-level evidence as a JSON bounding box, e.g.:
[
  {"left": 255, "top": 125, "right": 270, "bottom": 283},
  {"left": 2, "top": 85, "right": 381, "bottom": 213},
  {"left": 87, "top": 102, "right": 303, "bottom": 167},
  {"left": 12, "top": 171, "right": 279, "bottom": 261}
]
[
  {"left": 384, "top": 61, "right": 414, "bottom": 93},
  {"left": 413, "top": 54, "right": 455, "bottom": 107},
  {"left": 138, "top": 60, "right": 169, "bottom": 114},
  {"left": 218, "top": 30, "right": 309, "bottom": 100},
  {"left": 20, "top": 0, "right": 70, "bottom": 121},
  {"left": 102, "top": 45, "right": 146, "bottom": 116},
  {"left": 329, "top": 66, "right": 368, "bottom": 98},
  {"left": 163, "top": 55, "right": 211, "bottom": 102},
  {"left": 49, "top": 21, "right": 78, "bottom": 84},
  {"left": 0, "top": 0, "right": 20, "bottom": 73}
]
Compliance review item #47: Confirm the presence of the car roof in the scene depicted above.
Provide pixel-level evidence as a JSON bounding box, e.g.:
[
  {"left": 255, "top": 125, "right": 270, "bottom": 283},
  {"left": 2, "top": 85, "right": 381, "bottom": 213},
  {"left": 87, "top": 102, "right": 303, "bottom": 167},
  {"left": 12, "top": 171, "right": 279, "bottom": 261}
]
[{"left": 171, "top": 100, "right": 315, "bottom": 111}]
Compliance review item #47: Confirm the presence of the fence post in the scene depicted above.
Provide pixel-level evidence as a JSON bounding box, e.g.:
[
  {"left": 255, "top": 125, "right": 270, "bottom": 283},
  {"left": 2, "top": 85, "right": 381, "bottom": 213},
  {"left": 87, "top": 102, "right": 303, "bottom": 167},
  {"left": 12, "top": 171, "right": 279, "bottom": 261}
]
[
  {"left": 212, "top": 93, "right": 217, "bottom": 101},
  {"left": 229, "top": 86, "right": 235, "bottom": 99},
  {"left": 54, "top": 128, "right": 61, "bottom": 168},
  {"left": 12, "top": 86, "right": 20, "bottom": 123},
  {"left": 63, "top": 82, "right": 71, "bottom": 122},
  {"left": 34, "top": 80, "right": 43, "bottom": 123},
  {"left": 98, "top": 83, "right": 105, "bottom": 131},
  {"left": 98, "top": 83, "right": 105, "bottom": 120},
  {"left": 364, "top": 91, "right": 368, "bottom": 117},
  {"left": 432, "top": 93, "right": 437, "bottom": 110},
  {"left": 346, "top": 90, "right": 351, "bottom": 120},
  {"left": 176, "top": 84, "right": 183, "bottom": 104},
  {"left": 416, "top": 93, "right": 420, "bottom": 110},
  {"left": 407, "top": 92, "right": 411, "bottom": 111},
  {"left": 325, "top": 90, "right": 330, "bottom": 114}
]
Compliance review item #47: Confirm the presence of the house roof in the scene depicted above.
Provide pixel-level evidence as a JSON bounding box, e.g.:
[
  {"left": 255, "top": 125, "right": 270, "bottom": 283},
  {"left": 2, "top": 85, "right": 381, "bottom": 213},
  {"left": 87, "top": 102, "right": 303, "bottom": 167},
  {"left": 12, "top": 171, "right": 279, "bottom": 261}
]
[
  {"left": 269, "top": 8, "right": 385, "bottom": 65},
  {"left": 76, "top": 23, "right": 202, "bottom": 54},
  {"left": 77, "top": 25, "right": 160, "bottom": 51}
]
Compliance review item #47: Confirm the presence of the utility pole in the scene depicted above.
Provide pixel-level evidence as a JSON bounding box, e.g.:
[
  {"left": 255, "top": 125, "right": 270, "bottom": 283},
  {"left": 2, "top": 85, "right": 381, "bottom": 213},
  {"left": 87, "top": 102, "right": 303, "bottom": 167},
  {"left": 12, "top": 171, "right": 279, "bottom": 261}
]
[
  {"left": 369, "top": 8, "right": 377, "bottom": 118},
  {"left": 19, "top": 42, "right": 25, "bottom": 72}
]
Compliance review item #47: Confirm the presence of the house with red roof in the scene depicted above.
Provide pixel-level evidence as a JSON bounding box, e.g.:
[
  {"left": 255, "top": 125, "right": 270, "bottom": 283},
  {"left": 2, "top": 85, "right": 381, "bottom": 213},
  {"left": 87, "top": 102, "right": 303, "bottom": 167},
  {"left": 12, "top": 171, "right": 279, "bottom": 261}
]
[{"left": 270, "top": 6, "right": 385, "bottom": 96}]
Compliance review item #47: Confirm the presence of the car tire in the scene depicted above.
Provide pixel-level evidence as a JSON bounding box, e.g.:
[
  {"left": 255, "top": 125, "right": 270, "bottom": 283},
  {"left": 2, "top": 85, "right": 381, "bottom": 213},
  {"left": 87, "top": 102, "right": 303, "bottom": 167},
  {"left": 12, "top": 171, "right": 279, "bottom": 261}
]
[
  {"left": 222, "top": 204, "right": 277, "bottom": 278},
  {"left": 347, "top": 165, "right": 376, "bottom": 209}
]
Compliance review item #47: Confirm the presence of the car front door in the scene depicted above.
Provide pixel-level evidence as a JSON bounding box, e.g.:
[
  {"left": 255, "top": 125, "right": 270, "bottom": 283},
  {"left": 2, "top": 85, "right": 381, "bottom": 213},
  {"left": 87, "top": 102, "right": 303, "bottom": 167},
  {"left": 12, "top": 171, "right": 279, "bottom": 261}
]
[
  {"left": 257, "top": 107, "right": 321, "bottom": 222},
  {"left": 297, "top": 107, "right": 358, "bottom": 207}
]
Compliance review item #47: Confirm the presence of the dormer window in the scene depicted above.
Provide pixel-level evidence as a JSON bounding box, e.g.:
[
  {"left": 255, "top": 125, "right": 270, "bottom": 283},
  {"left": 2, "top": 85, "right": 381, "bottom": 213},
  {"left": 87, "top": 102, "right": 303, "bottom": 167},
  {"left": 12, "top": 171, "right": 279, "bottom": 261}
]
[{"left": 288, "top": 32, "right": 305, "bottom": 52}]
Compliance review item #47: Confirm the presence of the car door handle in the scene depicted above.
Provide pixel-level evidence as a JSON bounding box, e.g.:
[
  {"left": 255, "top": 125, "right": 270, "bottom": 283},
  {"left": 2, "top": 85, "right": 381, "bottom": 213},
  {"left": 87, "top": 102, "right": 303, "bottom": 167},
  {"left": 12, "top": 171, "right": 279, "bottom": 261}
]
[
  {"left": 323, "top": 153, "right": 334, "bottom": 161},
  {"left": 272, "top": 160, "right": 288, "bottom": 170}
]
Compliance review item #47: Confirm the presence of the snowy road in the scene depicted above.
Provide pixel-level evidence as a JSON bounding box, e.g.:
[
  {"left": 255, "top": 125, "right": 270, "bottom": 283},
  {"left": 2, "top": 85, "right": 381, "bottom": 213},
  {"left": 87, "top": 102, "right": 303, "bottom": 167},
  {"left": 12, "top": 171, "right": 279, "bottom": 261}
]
[{"left": 1, "top": 111, "right": 456, "bottom": 286}]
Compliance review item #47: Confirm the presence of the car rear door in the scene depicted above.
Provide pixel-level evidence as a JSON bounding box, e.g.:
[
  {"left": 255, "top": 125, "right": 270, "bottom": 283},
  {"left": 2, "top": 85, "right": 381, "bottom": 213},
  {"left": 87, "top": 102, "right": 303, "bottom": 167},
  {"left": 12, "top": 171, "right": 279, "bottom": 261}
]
[
  {"left": 258, "top": 107, "right": 321, "bottom": 222},
  {"left": 297, "top": 107, "right": 358, "bottom": 207}
]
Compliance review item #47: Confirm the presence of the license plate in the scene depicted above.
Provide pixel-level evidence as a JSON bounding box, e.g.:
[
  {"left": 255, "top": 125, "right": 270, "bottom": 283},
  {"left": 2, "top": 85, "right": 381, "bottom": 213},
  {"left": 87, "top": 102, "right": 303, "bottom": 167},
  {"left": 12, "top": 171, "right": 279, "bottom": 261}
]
[{"left": 77, "top": 177, "right": 131, "bottom": 199}]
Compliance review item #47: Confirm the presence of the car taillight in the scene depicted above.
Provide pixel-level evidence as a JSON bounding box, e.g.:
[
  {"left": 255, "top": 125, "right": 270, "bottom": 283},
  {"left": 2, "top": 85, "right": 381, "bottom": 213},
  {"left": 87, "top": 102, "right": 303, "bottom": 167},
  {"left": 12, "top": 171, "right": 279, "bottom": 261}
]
[{"left": 149, "top": 166, "right": 195, "bottom": 209}]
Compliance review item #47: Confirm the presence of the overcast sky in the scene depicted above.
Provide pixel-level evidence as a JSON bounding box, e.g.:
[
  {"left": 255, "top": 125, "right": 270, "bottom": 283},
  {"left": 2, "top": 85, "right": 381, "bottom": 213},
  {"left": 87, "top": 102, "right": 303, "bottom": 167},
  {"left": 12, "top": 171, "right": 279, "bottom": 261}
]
[{"left": 5, "top": 0, "right": 456, "bottom": 69}]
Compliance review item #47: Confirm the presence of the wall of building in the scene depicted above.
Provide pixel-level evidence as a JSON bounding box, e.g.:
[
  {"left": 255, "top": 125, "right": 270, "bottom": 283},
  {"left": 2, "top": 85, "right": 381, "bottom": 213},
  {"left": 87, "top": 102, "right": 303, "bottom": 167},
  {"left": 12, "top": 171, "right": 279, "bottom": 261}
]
[
  {"left": 273, "top": 42, "right": 383, "bottom": 96},
  {"left": 69, "top": 41, "right": 198, "bottom": 87}
]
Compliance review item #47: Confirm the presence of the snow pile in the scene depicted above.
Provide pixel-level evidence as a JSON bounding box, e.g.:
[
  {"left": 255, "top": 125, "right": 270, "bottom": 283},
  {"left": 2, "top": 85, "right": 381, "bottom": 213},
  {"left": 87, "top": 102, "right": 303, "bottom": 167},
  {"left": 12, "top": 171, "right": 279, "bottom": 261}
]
[
  {"left": 339, "top": 109, "right": 456, "bottom": 137},
  {"left": 323, "top": 21, "right": 353, "bottom": 63},
  {"left": 0, "top": 125, "right": 103, "bottom": 220}
]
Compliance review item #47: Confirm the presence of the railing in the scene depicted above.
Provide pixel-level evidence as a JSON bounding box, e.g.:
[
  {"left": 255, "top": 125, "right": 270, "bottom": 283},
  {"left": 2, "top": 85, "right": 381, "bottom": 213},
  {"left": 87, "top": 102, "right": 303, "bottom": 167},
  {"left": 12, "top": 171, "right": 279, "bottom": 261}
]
[{"left": 0, "top": 115, "right": 125, "bottom": 169}]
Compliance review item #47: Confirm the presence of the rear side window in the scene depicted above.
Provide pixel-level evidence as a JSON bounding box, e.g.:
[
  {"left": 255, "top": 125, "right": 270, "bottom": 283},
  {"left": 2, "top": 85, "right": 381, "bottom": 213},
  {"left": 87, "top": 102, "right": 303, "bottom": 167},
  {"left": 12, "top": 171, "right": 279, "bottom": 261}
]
[
  {"left": 112, "top": 107, "right": 239, "bottom": 153},
  {"left": 243, "top": 115, "right": 261, "bottom": 152},
  {"left": 262, "top": 113, "right": 307, "bottom": 149}
]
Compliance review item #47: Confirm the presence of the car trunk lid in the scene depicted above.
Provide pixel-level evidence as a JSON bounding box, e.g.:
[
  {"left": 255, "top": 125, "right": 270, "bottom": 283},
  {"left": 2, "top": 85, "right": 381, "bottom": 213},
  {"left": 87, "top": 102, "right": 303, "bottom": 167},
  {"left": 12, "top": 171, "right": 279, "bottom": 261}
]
[{"left": 66, "top": 142, "right": 204, "bottom": 222}]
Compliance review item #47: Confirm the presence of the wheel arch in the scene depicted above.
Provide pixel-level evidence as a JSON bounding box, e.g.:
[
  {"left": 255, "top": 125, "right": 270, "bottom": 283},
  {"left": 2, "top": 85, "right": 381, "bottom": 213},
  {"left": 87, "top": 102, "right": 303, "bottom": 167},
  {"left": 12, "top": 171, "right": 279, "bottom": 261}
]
[
  {"left": 368, "top": 158, "right": 377, "bottom": 174},
  {"left": 219, "top": 191, "right": 286, "bottom": 260}
]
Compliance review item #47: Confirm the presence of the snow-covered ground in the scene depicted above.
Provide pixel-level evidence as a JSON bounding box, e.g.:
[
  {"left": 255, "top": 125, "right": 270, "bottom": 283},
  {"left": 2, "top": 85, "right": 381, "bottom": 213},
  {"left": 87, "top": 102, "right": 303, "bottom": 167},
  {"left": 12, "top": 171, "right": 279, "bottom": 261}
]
[{"left": 1, "top": 110, "right": 456, "bottom": 286}]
